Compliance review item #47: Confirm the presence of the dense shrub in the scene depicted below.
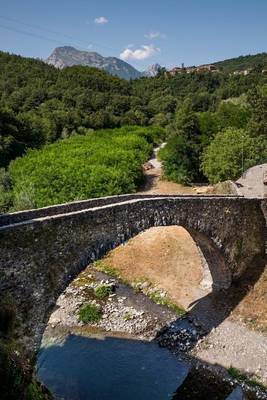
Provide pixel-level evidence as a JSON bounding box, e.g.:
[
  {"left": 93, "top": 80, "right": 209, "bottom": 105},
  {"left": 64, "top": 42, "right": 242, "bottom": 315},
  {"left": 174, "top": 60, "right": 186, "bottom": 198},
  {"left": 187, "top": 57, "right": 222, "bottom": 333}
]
[
  {"left": 78, "top": 304, "right": 102, "bottom": 323},
  {"left": 158, "top": 102, "right": 204, "bottom": 184},
  {"left": 201, "top": 128, "right": 267, "bottom": 183},
  {"left": 0, "top": 169, "right": 13, "bottom": 212},
  {"left": 8, "top": 126, "right": 164, "bottom": 210}
]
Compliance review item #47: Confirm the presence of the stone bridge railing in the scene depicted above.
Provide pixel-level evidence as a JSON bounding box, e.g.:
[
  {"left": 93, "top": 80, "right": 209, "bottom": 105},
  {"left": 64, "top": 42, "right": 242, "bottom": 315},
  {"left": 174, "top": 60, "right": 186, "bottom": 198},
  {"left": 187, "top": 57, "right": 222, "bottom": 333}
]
[{"left": 0, "top": 195, "right": 266, "bottom": 353}]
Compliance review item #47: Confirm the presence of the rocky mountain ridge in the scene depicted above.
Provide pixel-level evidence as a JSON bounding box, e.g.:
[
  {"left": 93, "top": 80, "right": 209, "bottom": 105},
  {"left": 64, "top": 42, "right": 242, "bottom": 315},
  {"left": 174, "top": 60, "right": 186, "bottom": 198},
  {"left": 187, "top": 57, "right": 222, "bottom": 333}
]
[{"left": 46, "top": 46, "right": 162, "bottom": 80}]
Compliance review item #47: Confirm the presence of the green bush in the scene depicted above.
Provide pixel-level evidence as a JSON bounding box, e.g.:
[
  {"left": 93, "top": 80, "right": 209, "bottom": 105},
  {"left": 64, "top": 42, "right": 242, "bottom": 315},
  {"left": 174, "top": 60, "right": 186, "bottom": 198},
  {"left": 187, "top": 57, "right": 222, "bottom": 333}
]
[
  {"left": 78, "top": 304, "right": 102, "bottom": 323},
  {"left": 94, "top": 284, "right": 113, "bottom": 299},
  {"left": 8, "top": 126, "right": 164, "bottom": 210},
  {"left": 158, "top": 103, "right": 204, "bottom": 184},
  {"left": 201, "top": 128, "right": 267, "bottom": 183},
  {"left": 0, "top": 169, "right": 13, "bottom": 213}
]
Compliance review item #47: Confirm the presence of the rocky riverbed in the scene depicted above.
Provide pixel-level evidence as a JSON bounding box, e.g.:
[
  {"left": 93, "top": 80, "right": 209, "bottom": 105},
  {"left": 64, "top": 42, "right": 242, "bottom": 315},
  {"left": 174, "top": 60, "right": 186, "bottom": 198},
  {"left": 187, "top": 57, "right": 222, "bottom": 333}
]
[
  {"left": 40, "top": 265, "right": 267, "bottom": 400},
  {"left": 42, "top": 266, "right": 204, "bottom": 350}
]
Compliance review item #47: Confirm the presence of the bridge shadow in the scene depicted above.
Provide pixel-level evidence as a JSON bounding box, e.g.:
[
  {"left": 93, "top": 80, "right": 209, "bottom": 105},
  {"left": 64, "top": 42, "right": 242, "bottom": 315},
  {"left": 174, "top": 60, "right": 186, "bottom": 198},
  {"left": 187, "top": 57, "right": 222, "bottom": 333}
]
[
  {"left": 187, "top": 255, "right": 266, "bottom": 332},
  {"left": 36, "top": 333, "right": 255, "bottom": 400},
  {"left": 155, "top": 256, "right": 267, "bottom": 399},
  {"left": 154, "top": 254, "right": 266, "bottom": 345}
]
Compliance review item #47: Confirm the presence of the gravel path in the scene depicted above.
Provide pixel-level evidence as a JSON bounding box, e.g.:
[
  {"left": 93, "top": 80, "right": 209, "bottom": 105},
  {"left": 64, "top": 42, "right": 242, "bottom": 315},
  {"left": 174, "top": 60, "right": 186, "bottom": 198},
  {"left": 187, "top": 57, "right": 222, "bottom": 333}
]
[
  {"left": 148, "top": 142, "right": 166, "bottom": 169},
  {"left": 193, "top": 319, "right": 267, "bottom": 385}
]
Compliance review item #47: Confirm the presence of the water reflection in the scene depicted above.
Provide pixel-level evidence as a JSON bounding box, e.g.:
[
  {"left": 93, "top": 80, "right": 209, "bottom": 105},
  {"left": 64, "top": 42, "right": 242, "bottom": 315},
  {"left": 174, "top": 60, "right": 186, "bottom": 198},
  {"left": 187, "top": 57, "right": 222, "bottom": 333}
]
[{"left": 37, "top": 334, "right": 189, "bottom": 400}]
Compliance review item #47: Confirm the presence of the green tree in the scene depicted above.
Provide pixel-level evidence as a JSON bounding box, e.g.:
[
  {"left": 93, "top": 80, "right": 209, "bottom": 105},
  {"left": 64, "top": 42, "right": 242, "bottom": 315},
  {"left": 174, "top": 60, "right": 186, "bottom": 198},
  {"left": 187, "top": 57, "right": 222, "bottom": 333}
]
[
  {"left": 248, "top": 85, "right": 267, "bottom": 137},
  {"left": 201, "top": 128, "right": 266, "bottom": 183},
  {"left": 160, "top": 101, "right": 204, "bottom": 183},
  {"left": 216, "top": 101, "right": 251, "bottom": 130},
  {"left": 0, "top": 108, "right": 24, "bottom": 167}
]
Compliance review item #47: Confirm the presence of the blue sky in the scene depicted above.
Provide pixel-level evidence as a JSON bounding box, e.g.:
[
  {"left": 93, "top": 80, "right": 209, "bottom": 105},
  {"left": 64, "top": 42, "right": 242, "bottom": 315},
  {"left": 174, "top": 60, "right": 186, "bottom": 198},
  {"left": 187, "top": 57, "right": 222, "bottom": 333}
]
[{"left": 1, "top": 0, "right": 267, "bottom": 70}]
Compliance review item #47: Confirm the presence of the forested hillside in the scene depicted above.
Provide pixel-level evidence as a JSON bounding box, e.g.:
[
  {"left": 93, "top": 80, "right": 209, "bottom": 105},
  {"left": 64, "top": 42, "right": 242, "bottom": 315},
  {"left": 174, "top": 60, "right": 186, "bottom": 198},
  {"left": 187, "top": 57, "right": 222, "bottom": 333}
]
[
  {"left": 0, "top": 50, "right": 267, "bottom": 212},
  {"left": 214, "top": 52, "right": 267, "bottom": 73},
  {"left": 1, "top": 50, "right": 267, "bottom": 168}
]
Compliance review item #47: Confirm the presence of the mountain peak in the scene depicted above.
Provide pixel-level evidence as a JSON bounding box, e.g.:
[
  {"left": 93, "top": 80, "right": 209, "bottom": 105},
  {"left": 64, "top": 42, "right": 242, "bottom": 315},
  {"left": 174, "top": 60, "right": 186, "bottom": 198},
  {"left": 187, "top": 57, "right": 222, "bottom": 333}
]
[
  {"left": 46, "top": 46, "right": 142, "bottom": 80},
  {"left": 143, "top": 63, "right": 162, "bottom": 77}
]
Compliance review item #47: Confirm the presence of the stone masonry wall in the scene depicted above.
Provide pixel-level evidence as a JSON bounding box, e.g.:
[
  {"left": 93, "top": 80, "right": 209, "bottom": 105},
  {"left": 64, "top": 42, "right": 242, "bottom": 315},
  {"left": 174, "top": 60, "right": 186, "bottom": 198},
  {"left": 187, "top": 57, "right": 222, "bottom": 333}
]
[{"left": 0, "top": 195, "right": 266, "bottom": 354}]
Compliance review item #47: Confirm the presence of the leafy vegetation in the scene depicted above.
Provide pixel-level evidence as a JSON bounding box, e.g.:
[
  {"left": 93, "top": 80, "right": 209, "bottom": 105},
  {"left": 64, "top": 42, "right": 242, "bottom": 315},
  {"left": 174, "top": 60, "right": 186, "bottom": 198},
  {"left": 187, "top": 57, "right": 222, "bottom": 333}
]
[
  {"left": 146, "top": 289, "right": 185, "bottom": 316},
  {"left": 0, "top": 300, "right": 51, "bottom": 400},
  {"left": 93, "top": 261, "right": 121, "bottom": 279},
  {"left": 201, "top": 128, "right": 266, "bottom": 183},
  {"left": 0, "top": 50, "right": 267, "bottom": 210},
  {"left": 94, "top": 284, "right": 113, "bottom": 299},
  {"left": 5, "top": 126, "right": 163, "bottom": 210},
  {"left": 78, "top": 303, "right": 102, "bottom": 323},
  {"left": 215, "top": 52, "right": 267, "bottom": 73},
  {"left": 159, "top": 89, "right": 267, "bottom": 184},
  {"left": 0, "top": 341, "right": 50, "bottom": 400}
]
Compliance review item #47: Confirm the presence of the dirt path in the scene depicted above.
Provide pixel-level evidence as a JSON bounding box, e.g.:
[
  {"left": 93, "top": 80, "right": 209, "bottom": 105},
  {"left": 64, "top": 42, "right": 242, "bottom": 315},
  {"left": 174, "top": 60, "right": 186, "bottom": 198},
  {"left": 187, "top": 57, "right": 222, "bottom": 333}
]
[
  {"left": 193, "top": 319, "right": 267, "bottom": 383},
  {"left": 139, "top": 144, "right": 212, "bottom": 195}
]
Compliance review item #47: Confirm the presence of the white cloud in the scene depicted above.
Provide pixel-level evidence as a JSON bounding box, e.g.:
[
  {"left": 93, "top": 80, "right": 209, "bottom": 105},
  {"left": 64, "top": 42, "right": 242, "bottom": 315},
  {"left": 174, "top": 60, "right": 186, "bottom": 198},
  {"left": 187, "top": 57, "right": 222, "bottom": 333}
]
[
  {"left": 144, "top": 31, "right": 166, "bottom": 39},
  {"left": 94, "top": 16, "right": 108, "bottom": 24},
  {"left": 120, "top": 44, "right": 160, "bottom": 61}
]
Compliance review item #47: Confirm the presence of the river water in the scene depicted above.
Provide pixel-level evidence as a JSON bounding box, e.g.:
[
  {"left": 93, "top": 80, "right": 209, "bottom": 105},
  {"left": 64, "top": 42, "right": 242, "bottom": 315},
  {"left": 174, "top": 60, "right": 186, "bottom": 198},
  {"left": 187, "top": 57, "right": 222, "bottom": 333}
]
[{"left": 37, "top": 334, "right": 189, "bottom": 400}]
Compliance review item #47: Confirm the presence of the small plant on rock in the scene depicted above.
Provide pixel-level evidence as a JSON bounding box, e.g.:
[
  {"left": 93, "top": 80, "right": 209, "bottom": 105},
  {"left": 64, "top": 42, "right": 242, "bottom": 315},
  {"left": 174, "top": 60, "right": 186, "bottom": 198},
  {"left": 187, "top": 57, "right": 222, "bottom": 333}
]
[
  {"left": 78, "top": 304, "right": 102, "bottom": 323},
  {"left": 94, "top": 284, "right": 113, "bottom": 299},
  {"left": 123, "top": 313, "right": 133, "bottom": 321}
]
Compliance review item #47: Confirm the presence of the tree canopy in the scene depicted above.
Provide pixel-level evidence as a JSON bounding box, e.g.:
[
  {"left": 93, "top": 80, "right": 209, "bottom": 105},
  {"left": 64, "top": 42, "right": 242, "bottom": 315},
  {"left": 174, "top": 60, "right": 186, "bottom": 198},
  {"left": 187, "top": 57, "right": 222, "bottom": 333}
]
[
  {"left": 0, "top": 50, "right": 267, "bottom": 211},
  {"left": 201, "top": 128, "right": 266, "bottom": 183}
]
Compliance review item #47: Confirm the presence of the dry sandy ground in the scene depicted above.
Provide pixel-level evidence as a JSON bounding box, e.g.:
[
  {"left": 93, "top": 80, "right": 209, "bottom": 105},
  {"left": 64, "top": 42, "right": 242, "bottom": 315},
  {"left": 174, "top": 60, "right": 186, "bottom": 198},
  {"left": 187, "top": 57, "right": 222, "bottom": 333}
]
[
  {"left": 102, "top": 226, "right": 211, "bottom": 309},
  {"left": 231, "top": 267, "right": 267, "bottom": 332},
  {"left": 139, "top": 165, "right": 212, "bottom": 195}
]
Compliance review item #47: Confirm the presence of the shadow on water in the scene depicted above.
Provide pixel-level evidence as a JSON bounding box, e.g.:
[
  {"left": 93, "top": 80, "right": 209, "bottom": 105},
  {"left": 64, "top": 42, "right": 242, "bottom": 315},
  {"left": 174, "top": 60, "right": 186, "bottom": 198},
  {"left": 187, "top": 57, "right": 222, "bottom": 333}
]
[
  {"left": 37, "top": 334, "right": 189, "bottom": 400},
  {"left": 37, "top": 334, "right": 246, "bottom": 400}
]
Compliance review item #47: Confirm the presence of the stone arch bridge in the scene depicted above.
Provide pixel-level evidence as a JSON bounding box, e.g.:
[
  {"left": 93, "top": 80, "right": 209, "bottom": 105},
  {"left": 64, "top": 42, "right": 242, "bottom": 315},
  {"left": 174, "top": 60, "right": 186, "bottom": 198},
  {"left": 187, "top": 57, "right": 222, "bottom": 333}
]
[{"left": 0, "top": 194, "right": 266, "bottom": 353}]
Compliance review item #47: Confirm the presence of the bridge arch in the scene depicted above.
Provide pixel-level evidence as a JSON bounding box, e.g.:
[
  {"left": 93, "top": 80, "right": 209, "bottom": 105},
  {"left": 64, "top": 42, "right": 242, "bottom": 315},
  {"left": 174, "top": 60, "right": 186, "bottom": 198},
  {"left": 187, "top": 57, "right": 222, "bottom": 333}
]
[{"left": 0, "top": 195, "right": 266, "bottom": 354}]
